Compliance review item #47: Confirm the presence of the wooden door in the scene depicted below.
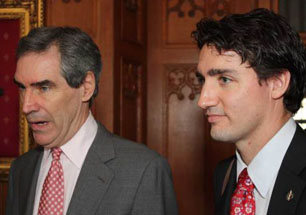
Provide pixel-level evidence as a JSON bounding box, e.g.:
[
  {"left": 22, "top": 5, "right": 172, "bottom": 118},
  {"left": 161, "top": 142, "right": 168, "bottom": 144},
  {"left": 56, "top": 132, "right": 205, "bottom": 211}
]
[{"left": 113, "top": 0, "right": 147, "bottom": 143}]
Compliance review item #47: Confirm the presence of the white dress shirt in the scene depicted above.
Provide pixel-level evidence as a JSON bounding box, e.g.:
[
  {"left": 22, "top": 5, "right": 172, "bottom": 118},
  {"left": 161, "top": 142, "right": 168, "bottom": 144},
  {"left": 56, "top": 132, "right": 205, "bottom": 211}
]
[
  {"left": 33, "top": 112, "right": 98, "bottom": 215},
  {"left": 236, "top": 118, "right": 296, "bottom": 215}
]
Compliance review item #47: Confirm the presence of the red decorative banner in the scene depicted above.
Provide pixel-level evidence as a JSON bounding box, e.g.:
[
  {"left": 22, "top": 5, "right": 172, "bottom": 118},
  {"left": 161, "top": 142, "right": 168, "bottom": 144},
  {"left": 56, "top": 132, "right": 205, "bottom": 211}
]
[{"left": 0, "top": 19, "right": 20, "bottom": 157}]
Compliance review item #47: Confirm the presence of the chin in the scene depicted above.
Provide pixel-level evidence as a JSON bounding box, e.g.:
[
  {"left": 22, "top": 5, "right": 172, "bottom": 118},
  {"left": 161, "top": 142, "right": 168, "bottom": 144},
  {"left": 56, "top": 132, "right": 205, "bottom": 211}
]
[
  {"left": 33, "top": 136, "right": 54, "bottom": 148},
  {"left": 210, "top": 128, "right": 235, "bottom": 143}
]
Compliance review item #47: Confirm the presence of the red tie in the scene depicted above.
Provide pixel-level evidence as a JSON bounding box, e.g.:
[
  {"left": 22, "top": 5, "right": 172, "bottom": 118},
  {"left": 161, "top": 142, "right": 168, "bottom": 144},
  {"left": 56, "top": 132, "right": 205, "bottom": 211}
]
[
  {"left": 230, "top": 168, "right": 255, "bottom": 215},
  {"left": 38, "top": 148, "right": 64, "bottom": 215}
]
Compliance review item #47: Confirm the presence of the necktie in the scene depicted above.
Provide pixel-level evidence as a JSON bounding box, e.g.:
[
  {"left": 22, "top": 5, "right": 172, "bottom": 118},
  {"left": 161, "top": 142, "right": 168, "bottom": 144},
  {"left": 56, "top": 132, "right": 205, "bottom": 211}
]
[
  {"left": 38, "top": 148, "right": 64, "bottom": 215},
  {"left": 230, "top": 168, "right": 255, "bottom": 215}
]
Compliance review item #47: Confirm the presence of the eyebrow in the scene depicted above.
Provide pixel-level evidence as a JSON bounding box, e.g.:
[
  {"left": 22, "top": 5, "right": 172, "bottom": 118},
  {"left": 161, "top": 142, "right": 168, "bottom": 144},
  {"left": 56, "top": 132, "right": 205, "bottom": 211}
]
[
  {"left": 13, "top": 79, "right": 25, "bottom": 88},
  {"left": 195, "top": 68, "right": 236, "bottom": 79},
  {"left": 207, "top": 69, "right": 235, "bottom": 76},
  {"left": 13, "top": 79, "right": 55, "bottom": 88}
]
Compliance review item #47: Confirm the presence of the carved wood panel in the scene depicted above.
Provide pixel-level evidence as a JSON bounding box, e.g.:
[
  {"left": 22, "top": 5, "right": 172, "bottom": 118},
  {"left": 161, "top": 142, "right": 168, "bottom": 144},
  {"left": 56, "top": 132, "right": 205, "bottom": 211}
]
[
  {"left": 46, "top": 0, "right": 98, "bottom": 38},
  {"left": 119, "top": 58, "right": 145, "bottom": 143},
  {"left": 207, "top": 0, "right": 231, "bottom": 19},
  {"left": 162, "top": 0, "right": 262, "bottom": 48},
  {"left": 165, "top": 64, "right": 202, "bottom": 101},
  {"left": 114, "top": 0, "right": 147, "bottom": 143},
  {"left": 121, "top": 0, "right": 144, "bottom": 44},
  {"left": 163, "top": 64, "right": 206, "bottom": 214},
  {"left": 163, "top": 0, "right": 206, "bottom": 47}
]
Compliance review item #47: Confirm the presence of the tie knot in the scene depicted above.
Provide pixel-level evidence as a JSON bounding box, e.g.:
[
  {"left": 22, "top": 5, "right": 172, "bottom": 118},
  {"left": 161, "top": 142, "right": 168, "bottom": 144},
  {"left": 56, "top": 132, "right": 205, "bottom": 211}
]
[
  {"left": 238, "top": 168, "right": 254, "bottom": 191},
  {"left": 52, "top": 148, "right": 62, "bottom": 160}
]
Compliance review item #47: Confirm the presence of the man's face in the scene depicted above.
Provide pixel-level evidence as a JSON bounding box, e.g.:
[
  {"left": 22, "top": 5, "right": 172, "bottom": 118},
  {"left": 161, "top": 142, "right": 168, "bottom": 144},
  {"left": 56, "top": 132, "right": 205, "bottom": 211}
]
[
  {"left": 197, "top": 45, "right": 273, "bottom": 144},
  {"left": 14, "top": 46, "right": 88, "bottom": 148}
]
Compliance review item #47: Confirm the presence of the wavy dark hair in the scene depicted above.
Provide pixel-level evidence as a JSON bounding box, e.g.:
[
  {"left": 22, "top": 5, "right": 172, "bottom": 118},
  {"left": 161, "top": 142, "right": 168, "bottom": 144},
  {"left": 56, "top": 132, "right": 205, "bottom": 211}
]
[
  {"left": 17, "top": 26, "right": 102, "bottom": 106},
  {"left": 192, "top": 8, "right": 306, "bottom": 113}
]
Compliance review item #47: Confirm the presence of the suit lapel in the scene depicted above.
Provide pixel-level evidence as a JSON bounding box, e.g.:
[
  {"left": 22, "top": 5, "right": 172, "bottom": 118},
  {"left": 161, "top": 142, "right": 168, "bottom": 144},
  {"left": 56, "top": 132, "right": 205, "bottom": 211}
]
[
  {"left": 268, "top": 125, "right": 306, "bottom": 214},
  {"left": 67, "top": 124, "right": 115, "bottom": 215},
  {"left": 18, "top": 147, "right": 43, "bottom": 215},
  {"left": 216, "top": 159, "right": 237, "bottom": 215}
]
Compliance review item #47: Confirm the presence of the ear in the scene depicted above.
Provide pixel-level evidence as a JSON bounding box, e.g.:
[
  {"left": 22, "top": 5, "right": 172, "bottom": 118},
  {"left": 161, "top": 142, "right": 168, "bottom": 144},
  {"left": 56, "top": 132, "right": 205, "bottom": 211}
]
[
  {"left": 268, "top": 70, "right": 290, "bottom": 100},
  {"left": 81, "top": 71, "right": 95, "bottom": 103}
]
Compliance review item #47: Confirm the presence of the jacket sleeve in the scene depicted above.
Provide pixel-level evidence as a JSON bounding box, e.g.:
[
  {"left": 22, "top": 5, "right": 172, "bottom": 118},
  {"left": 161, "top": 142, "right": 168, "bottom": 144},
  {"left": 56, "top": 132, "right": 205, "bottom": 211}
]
[{"left": 131, "top": 156, "right": 179, "bottom": 215}]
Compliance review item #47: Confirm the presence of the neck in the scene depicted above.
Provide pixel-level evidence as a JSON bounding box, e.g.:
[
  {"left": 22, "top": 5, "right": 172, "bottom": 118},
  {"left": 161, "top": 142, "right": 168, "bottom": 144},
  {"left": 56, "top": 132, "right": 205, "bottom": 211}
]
[{"left": 236, "top": 112, "right": 292, "bottom": 165}]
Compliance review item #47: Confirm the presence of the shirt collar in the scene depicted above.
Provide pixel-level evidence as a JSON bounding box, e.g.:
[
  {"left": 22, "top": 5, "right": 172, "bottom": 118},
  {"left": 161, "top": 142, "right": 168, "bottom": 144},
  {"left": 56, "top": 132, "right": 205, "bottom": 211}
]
[{"left": 236, "top": 118, "right": 296, "bottom": 198}]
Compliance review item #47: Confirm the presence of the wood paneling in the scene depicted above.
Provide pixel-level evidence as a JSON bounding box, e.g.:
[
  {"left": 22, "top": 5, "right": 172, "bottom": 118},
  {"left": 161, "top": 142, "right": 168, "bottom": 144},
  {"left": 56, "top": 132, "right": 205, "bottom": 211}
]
[
  {"left": 121, "top": 0, "right": 145, "bottom": 44},
  {"left": 94, "top": 1, "right": 115, "bottom": 132},
  {"left": 46, "top": 0, "right": 98, "bottom": 37},
  {"left": 164, "top": 0, "right": 206, "bottom": 47},
  {"left": 147, "top": 1, "right": 206, "bottom": 213},
  {"left": 114, "top": 0, "right": 147, "bottom": 144},
  {"left": 119, "top": 58, "right": 145, "bottom": 142},
  {"left": 164, "top": 64, "right": 206, "bottom": 214}
]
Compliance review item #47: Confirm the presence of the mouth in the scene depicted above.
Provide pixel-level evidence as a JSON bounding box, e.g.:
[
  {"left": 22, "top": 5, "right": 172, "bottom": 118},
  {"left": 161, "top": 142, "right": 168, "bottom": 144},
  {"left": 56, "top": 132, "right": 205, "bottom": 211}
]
[
  {"left": 28, "top": 120, "right": 49, "bottom": 130},
  {"left": 206, "top": 114, "right": 225, "bottom": 123}
]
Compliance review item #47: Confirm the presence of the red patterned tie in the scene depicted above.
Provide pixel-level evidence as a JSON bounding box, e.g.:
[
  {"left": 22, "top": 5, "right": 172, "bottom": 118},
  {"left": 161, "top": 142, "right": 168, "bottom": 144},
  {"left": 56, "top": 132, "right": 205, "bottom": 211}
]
[
  {"left": 38, "top": 148, "right": 64, "bottom": 215},
  {"left": 230, "top": 168, "right": 255, "bottom": 215}
]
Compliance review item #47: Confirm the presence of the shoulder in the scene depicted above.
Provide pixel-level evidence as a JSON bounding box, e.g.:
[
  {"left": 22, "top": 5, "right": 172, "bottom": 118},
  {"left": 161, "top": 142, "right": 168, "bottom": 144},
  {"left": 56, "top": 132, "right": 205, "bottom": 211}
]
[
  {"left": 291, "top": 124, "right": 306, "bottom": 146},
  {"left": 213, "top": 155, "right": 236, "bottom": 197},
  {"left": 287, "top": 125, "right": 306, "bottom": 178},
  {"left": 8, "top": 147, "right": 43, "bottom": 182},
  {"left": 10, "top": 147, "right": 43, "bottom": 169},
  {"left": 95, "top": 122, "right": 170, "bottom": 170},
  {"left": 282, "top": 124, "right": 306, "bottom": 175},
  {"left": 111, "top": 134, "right": 169, "bottom": 171},
  {"left": 215, "top": 155, "right": 236, "bottom": 175},
  {"left": 113, "top": 135, "right": 160, "bottom": 159},
  {"left": 214, "top": 155, "right": 236, "bottom": 184}
]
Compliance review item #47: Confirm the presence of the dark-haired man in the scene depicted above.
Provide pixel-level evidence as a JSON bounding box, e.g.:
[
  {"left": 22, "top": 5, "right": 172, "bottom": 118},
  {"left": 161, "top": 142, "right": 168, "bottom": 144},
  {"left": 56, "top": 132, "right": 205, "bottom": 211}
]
[
  {"left": 193, "top": 8, "right": 306, "bottom": 215},
  {"left": 6, "top": 27, "right": 178, "bottom": 215}
]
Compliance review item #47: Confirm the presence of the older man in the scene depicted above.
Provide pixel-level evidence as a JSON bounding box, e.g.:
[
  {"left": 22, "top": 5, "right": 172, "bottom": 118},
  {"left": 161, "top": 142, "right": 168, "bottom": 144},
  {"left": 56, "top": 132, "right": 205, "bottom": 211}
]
[{"left": 6, "top": 27, "right": 178, "bottom": 215}]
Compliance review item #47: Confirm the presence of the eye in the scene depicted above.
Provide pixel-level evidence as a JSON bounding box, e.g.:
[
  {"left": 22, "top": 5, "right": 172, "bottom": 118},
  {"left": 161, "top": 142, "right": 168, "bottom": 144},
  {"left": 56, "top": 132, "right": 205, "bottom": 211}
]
[
  {"left": 40, "top": 85, "right": 50, "bottom": 92},
  {"left": 220, "top": 76, "right": 231, "bottom": 84},
  {"left": 196, "top": 72, "right": 205, "bottom": 84},
  {"left": 18, "top": 85, "right": 26, "bottom": 91}
]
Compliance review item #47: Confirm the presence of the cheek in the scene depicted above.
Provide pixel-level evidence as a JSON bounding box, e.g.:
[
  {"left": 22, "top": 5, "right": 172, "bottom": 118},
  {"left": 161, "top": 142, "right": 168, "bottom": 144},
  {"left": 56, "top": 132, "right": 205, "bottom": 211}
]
[
  {"left": 222, "top": 91, "right": 252, "bottom": 119},
  {"left": 46, "top": 91, "right": 80, "bottom": 118},
  {"left": 63, "top": 91, "right": 83, "bottom": 114},
  {"left": 51, "top": 98, "right": 80, "bottom": 129},
  {"left": 235, "top": 89, "right": 268, "bottom": 117}
]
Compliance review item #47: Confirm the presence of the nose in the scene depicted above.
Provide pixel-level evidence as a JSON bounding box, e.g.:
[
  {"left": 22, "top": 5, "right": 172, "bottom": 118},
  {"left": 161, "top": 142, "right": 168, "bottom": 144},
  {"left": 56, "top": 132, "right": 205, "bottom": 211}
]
[
  {"left": 197, "top": 83, "right": 218, "bottom": 110},
  {"left": 21, "top": 89, "right": 39, "bottom": 114}
]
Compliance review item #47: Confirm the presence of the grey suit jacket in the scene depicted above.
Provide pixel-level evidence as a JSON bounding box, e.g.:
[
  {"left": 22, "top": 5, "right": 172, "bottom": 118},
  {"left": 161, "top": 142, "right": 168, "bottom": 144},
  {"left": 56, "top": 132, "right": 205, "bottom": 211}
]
[
  {"left": 214, "top": 124, "right": 306, "bottom": 215},
  {"left": 6, "top": 123, "right": 178, "bottom": 215}
]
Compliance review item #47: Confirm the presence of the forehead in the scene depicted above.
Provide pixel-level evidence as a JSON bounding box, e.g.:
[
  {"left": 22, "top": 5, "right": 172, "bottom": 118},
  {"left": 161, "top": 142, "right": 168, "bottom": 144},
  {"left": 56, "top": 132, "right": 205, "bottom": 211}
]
[
  {"left": 197, "top": 45, "right": 247, "bottom": 73},
  {"left": 15, "top": 45, "right": 62, "bottom": 82}
]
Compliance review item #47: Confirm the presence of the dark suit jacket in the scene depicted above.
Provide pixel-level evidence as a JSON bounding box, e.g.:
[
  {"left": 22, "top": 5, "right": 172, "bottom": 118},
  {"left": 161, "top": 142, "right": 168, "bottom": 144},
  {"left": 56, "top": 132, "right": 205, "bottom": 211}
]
[
  {"left": 214, "top": 125, "right": 306, "bottom": 215},
  {"left": 6, "top": 123, "right": 178, "bottom": 215}
]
